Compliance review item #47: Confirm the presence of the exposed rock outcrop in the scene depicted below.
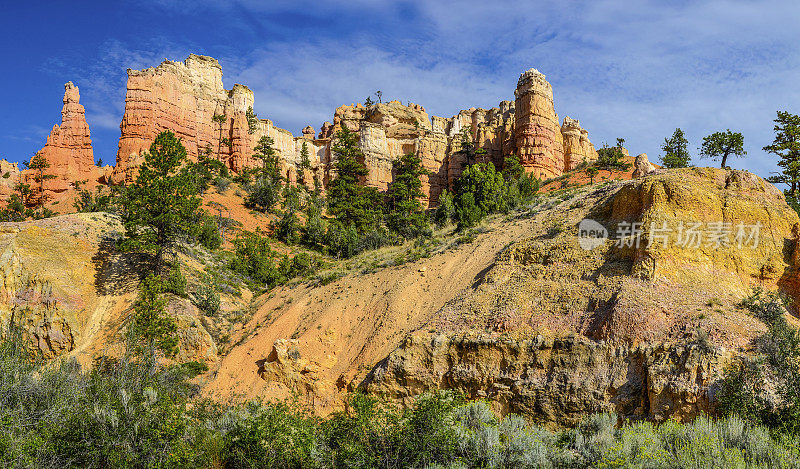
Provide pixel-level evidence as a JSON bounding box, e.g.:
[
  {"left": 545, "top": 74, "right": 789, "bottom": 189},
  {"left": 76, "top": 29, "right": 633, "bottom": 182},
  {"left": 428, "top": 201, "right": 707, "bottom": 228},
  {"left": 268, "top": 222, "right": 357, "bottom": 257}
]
[
  {"left": 110, "top": 55, "right": 598, "bottom": 207},
  {"left": 359, "top": 168, "right": 800, "bottom": 425},
  {"left": 112, "top": 54, "right": 327, "bottom": 184},
  {"left": 0, "top": 213, "right": 230, "bottom": 364},
  {"left": 364, "top": 332, "right": 733, "bottom": 428},
  {"left": 0, "top": 160, "right": 20, "bottom": 201},
  {"left": 561, "top": 116, "right": 598, "bottom": 170},
  {"left": 514, "top": 69, "right": 565, "bottom": 178}
]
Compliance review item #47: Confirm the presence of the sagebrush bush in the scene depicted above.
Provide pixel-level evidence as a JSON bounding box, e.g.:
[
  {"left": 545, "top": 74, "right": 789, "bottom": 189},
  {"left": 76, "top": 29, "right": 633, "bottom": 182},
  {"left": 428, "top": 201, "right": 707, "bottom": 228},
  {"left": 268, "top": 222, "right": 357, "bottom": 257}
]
[
  {"left": 2, "top": 327, "right": 799, "bottom": 468},
  {"left": 718, "top": 288, "right": 800, "bottom": 437}
]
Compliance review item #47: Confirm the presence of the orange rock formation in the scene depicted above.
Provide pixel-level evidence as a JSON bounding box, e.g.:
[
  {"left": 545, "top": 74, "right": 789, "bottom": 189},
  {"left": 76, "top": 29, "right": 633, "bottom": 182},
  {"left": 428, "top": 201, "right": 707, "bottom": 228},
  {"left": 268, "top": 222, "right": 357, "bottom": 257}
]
[{"left": 34, "top": 82, "right": 97, "bottom": 193}]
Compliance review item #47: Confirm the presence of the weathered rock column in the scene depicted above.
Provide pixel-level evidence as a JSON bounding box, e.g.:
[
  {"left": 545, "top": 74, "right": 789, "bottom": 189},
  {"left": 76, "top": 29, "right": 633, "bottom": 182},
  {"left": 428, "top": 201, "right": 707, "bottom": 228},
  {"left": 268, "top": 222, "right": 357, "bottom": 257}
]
[
  {"left": 36, "top": 82, "right": 95, "bottom": 193},
  {"left": 514, "top": 69, "right": 564, "bottom": 179}
]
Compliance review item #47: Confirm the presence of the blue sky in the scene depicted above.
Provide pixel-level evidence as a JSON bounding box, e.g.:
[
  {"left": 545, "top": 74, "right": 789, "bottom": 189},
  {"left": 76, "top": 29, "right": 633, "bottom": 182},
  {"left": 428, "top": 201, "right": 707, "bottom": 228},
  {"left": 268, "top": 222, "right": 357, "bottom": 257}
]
[{"left": 1, "top": 0, "right": 799, "bottom": 180}]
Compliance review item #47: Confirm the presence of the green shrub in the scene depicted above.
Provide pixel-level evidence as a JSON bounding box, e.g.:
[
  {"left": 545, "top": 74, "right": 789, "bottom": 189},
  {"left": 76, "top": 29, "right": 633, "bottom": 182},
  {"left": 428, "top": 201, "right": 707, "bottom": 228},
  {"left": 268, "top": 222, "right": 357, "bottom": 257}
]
[
  {"left": 218, "top": 401, "right": 327, "bottom": 468},
  {"left": 230, "top": 230, "right": 284, "bottom": 287},
  {"left": 197, "top": 215, "right": 222, "bottom": 250},
  {"left": 163, "top": 263, "right": 187, "bottom": 297},
  {"left": 74, "top": 186, "right": 114, "bottom": 213},
  {"left": 456, "top": 192, "right": 482, "bottom": 229},
  {"left": 245, "top": 176, "right": 282, "bottom": 213},
  {"left": 192, "top": 281, "right": 221, "bottom": 316},
  {"left": 434, "top": 190, "right": 456, "bottom": 227},
  {"left": 325, "top": 222, "right": 360, "bottom": 259},
  {"left": 0, "top": 339, "right": 798, "bottom": 469},
  {"left": 214, "top": 176, "right": 231, "bottom": 193},
  {"left": 718, "top": 288, "right": 800, "bottom": 437},
  {"left": 303, "top": 205, "right": 328, "bottom": 250}
]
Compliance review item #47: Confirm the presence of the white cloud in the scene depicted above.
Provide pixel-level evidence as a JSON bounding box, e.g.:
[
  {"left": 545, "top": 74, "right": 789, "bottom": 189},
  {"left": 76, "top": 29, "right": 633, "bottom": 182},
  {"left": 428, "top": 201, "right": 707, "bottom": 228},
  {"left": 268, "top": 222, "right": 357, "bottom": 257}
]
[{"left": 56, "top": 0, "right": 800, "bottom": 179}]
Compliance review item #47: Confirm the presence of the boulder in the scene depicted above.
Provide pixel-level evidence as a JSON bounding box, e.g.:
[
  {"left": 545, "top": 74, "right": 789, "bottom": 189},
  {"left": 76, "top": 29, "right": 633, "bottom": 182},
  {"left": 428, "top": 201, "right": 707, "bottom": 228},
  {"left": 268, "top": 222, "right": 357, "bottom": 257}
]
[{"left": 632, "top": 153, "right": 656, "bottom": 178}]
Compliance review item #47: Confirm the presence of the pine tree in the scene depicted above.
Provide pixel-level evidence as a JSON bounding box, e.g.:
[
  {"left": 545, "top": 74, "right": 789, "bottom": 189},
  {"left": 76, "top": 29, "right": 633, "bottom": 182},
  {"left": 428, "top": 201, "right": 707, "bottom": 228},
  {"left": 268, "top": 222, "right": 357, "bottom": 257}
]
[
  {"left": 245, "top": 106, "right": 259, "bottom": 134},
  {"left": 387, "top": 152, "right": 429, "bottom": 237},
  {"left": 26, "top": 152, "right": 55, "bottom": 206},
  {"left": 298, "top": 141, "right": 312, "bottom": 185},
  {"left": 118, "top": 131, "right": 202, "bottom": 268},
  {"left": 660, "top": 128, "right": 691, "bottom": 168},
  {"left": 213, "top": 113, "right": 227, "bottom": 157},
  {"left": 253, "top": 136, "right": 281, "bottom": 179},
  {"left": 14, "top": 182, "right": 32, "bottom": 206},
  {"left": 327, "top": 126, "right": 382, "bottom": 231},
  {"left": 275, "top": 184, "right": 303, "bottom": 244},
  {"left": 247, "top": 136, "right": 283, "bottom": 212},
  {"left": 128, "top": 274, "right": 178, "bottom": 357},
  {"left": 700, "top": 130, "right": 746, "bottom": 168},
  {"left": 764, "top": 112, "right": 800, "bottom": 198}
]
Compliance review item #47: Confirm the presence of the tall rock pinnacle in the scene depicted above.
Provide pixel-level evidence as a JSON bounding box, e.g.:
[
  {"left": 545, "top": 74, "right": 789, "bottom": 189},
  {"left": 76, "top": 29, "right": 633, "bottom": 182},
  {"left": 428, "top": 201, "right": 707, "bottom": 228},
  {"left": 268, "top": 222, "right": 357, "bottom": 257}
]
[
  {"left": 513, "top": 68, "right": 565, "bottom": 179},
  {"left": 35, "top": 81, "right": 95, "bottom": 192}
]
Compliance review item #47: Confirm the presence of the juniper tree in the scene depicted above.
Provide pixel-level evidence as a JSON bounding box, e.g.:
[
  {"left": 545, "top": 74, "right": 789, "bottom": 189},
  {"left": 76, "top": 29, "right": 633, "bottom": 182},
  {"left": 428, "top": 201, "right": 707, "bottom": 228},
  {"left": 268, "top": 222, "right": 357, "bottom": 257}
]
[
  {"left": 700, "top": 130, "right": 746, "bottom": 168},
  {"left": 118, "top": 131, "right": 202, "bottom": 268}
]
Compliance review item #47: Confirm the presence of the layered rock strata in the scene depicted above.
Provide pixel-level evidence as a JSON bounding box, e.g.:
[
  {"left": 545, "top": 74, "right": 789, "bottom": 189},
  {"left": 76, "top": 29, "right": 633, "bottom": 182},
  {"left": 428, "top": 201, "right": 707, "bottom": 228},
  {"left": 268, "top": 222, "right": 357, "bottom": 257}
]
[
  {"left": 111, "top": 56, "right": 598, "bottom": 206},
  {"left": 112, "top": 54, "right": 327, "bottom": 185}
]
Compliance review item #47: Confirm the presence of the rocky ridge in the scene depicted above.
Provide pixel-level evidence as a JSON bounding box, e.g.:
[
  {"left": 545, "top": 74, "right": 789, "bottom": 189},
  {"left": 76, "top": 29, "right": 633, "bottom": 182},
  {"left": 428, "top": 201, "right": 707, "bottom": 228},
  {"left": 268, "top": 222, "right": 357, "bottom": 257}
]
[{"left": 2, "top": 56, "right": 599, "bottom": 210}]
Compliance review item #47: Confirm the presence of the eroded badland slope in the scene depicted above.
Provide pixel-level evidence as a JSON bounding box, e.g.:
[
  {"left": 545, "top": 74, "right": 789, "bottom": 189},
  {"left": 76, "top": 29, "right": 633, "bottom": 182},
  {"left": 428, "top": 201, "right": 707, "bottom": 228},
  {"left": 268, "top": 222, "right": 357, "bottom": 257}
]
[{"left": 4, "top": 166, "right": 799, "bottom": 427}]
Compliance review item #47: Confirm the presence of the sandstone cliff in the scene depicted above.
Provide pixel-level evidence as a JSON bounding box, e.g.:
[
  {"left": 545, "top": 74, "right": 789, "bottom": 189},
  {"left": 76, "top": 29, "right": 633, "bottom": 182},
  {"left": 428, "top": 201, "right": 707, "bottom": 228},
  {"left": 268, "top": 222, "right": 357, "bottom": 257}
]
[
  {"left": 112, "top": 54, "right": 328, "bottom": 186},
  {"left": 109, "top": 55, "right": 598, "bottom": 207}
]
